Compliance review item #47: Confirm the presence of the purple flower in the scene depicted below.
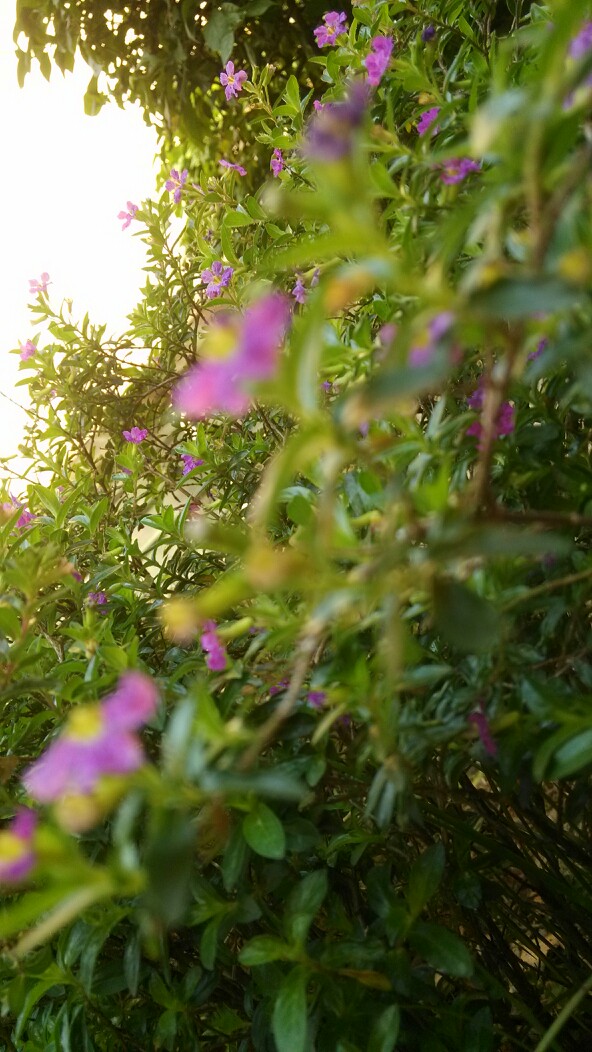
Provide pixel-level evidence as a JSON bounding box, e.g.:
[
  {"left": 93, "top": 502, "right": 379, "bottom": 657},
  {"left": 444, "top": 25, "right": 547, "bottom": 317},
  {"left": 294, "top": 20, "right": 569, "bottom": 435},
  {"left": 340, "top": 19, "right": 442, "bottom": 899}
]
[
  {"left": 173, "top": 292, "right": 291, "bottom": 419},
  {"left": 364, "top": 36, "right": 393, "bottom": 87},
  {"left": 118, "top": 201, "right": 139, "bottom": 230},
  {"left": 321, "top": 380, "right": 333, "bottom": 391},
  {"left": 378, "top": 323, "right": 397, "bottom": 348},
  {"left": 122, "top": 426, "right": 149, "bottom": 444},
  {"left": 200, "top": 620, "right": 227, "bottom": 671},
  {"left": 201, "top": 261, "right": 234, "bottom": 299},
  {"left": 220, "top": 159, "right": 247, "bottom": 176},
  {"left": 165, "top": 168, "right": 188, "bottom": 204},
  {"left": 219, "top": 61, "right": 247, "bottom": 101},
  {"left": 0, "top": 809, "right": 37, "bottom": 884},
  {"left": 270, "top": 148, "right": 284, "bottom": 177},
  {"left": 304, "top": 81, "right": 368, "bottom": 161},
  {"left": 306, "top": 690, "right": 327, "bottom": 709},
  {"left": 269, "top": 679, "right": 289, "bottom": 696},
  {"left": 439, "top": 157, "right": 480, "bottom": 184},
  {"left": 421, "top": 25, "right": 436, "bottom": 43},
  {"left": 292, "top": 276, "right": 307, "bottom": 304},
  {"left": 29, "top": 272, "right": 50, "bottom": 295},
  {"left": 569, "top": 21, "right": 592, "bottom": 59},
  {"left": 469, "top": 705, "right": 498, "bottom": 758},
  {"left": 180, "top": 453, "right": 204, "bottom": 475},
  {"left": 23, "top": 672, "right": 159, "bottom": 804},
  {"left": 409, "top": 311, "right": 454, "bottom": 367},
  {"left": 19, "top": 340, "right": 36, "bottom": 361},
  {"left": 313, "top": 100, "right": 326, "bottom": 113},
  {"left": 528, "top": 338, "right": 547, "bottom": 362},
  {"left": 71, "top": 570, "right": 83, "bottom": 582},
  {"left": 1, "top": 497, "right": 34, "bottom": 529},
  {"left": 87, "top": 591, "right": 108, "bottom": 607},
  {"left": 417, "top": 106, "right": 440, "bottom": 137},
  {"left": 466, "top": 381, "right": 515, "bottom": 443},
  {"left": 314, "top": 11, "right": 348, "bottom": 47}
]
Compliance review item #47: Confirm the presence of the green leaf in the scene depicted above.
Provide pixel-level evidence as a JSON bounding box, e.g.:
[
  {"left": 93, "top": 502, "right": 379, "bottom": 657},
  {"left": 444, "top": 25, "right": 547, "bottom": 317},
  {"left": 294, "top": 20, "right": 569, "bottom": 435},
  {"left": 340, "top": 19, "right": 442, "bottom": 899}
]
[
  {"left": 202, "top": 3, "right": 243, "bottom": 64},
  {"left": 224, "top": 208, "right": 255, "bottom": 228},
  {"left": 239, "top": 935, "right": 295, "bottom": 966},
  {"left": 406, "top": 844, "right": 445, "bottom": 919},
  {"left": 272, "top": 967, "right": 308, "bottom": 1052},
  {"left": 368, "top": 1004, "right": 401, "bottom": 1052},
  {"left": 469, "top": 277, "right": 580, "bottom": 321},
  {"left": 548, "top": 727, "right": 592, "bottom": 779},
  {"left": 409, "top": 922, "right": 474, "bottom": 977},
  {"left": 243, "top": 802, "right": 286, "bottom": 859},
  {"left": 285, "top": 870, "right": 328, "bottom": 944},
  {"left": 433, "top": 579, "right": 502, "bottom": 653}
]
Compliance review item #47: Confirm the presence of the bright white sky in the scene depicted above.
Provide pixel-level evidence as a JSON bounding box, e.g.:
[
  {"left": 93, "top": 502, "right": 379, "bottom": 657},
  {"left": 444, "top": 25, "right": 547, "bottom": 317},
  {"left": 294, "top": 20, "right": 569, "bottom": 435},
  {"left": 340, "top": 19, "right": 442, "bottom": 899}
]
[{"left": 0, "top": 1, "right": 158, "bottom": 473}]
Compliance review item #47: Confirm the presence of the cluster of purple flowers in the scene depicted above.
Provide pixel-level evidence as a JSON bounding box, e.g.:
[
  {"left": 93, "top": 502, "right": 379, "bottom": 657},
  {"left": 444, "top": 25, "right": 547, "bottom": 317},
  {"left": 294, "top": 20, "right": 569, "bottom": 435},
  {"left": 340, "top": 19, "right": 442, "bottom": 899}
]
[
  {"left": 165, "top": 168, "right": 188, "bottom": 204},
  {"left": 173, "top": 292, "right": 290, "bottom": 419},
  {"left": 200, "top": 621, "right": 227, "bottom": 671},
  {"left": 270, "top": 149, "right": 284, "bottom": 177},
  {"left": 363, "top": 36, "right": 393, "bottom": 87},
  {"left": 19, "top": 340, "right": 36, "bottom": 361},
  {"left": 201, "top": 261, "right": 234, "bottom": 299},
  {"left": 466, "top": 381, "right": 515, "bottom": 444}
]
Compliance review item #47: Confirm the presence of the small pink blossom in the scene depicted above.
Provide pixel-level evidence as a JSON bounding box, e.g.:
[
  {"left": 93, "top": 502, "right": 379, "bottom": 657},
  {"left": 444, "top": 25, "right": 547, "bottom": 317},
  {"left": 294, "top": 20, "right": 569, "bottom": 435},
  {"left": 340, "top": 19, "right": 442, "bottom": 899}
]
[
  {"left": 270, "top": 148, "right": 284, "bottom": 177},
  {"left": 118, "top": 201, "right": 139, "bottom": 230},
  {"left": 200, "top": 620, "right": 227, "bottom": 671},
  {"left": 165, "top": 168, "right": 188, "bottom": 204},
  {"left": 378, "top": 323, "right": 397, "bottom": 348},
  {"left": 1, "top": 497, "right": 34, "bottom": 529},
  {"left": 292, "top": 276, "right": 307, "bottom": 304},
  {"left": 466, "top": 381, "right": 515, "bottom": 444},
  {"left": 201, "top": 261, "right": 234, "bottom": 299},
  {"left": 417, "top": 107, "right": 440, "bottom": 137},
  {"left": 180, "top": 454, "right": 204, "bottom": 475},
  {"left": 173, "top": 292, "right": 291, "bottom": 419},
  {"left": 87, "top": 591, "right": 108, "bottom": 607},
  {"left": 439, "top": 157, "right": 480, "bottom": 184},
  {"left": 409, "top": 312, "right": 454, "bottom": 367},
  {"left": 219, "top": 61, "right": 247, "bottom": 101},
  {"left": 364, "top": 36, "right": 393, "bottom": 86},
  {"left": 23, "top": 672, "right": 159, "bottom": 804},
  {"left": 28, "top": 273, "right": 50, "bottom": 296},
  {"left": 219, "top": 159, "right": 247, "bottom": 176},
  {"left": 314, "top": 11, "right": 348, "bottom": 47},
  {"left": 0, "top": 809, "right": 37, "bottom": 884},
  {"left": 569, "top": 21, "right": 592, "bottom": 59},
  {"left": 122, "top": 426, "right": 149, "bottom": 444},
  {"left": 313, "top": 100, "right": 326, "bottom": 113},
  {"left": 307, "top": 690, "right": 327, "bottom": 709},
  {"left": 469, "top": 704, "right": 498, "bottom": 757},
  {"left": 269, "top": 679, "right": 289, "bottom": 695},
  {"left": 19, "top": 340, "right": 36, "bottom": 361}
]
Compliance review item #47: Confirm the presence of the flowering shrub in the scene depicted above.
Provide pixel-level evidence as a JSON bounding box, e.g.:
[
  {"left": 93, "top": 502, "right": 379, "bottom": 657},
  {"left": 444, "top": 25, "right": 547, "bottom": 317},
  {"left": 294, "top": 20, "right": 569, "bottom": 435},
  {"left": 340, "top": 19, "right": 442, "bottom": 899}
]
[{"left": 4, "top": 3, "right": 592, "bottom": 1050}]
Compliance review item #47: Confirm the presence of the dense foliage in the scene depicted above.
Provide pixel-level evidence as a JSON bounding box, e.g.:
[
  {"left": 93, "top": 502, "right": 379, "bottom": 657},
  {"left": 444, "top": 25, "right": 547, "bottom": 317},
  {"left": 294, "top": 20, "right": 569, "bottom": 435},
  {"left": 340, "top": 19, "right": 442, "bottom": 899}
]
[{"left": 3, "top": 1, "right": 592, "bottom": 1049}]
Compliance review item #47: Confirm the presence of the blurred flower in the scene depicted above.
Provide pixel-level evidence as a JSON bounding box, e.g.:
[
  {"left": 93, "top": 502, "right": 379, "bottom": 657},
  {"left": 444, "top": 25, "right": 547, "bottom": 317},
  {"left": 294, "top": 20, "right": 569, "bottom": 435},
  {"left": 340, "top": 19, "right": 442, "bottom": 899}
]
[
  {"left": 528, "top": 338, "right": 547, "bottom": 362},
  {"left": 0, "top": 809, "right": 37, "bottom": 884},
  {"left": 180, "top": 453, "right": 204, "bottom": 475},
  {"left": 304, "top": 81, "right": 368, "bottom": 161},
  {"left": 469, "top": 705, "right": 498, "bottom": 758},
  {"left": 118, "top": 201, "right": 138, "bottom": 230},
  {"left": 421, "top": 25, "right": 436, "bottom": 43},
  {"left": 1, "top": 497, "right": 34, "bottom": 529},
  {"left": 378, "top": 323, "right": 397, "bottom": 348},
  {"left": 466, "top": 382, "right": 515, "bottom": 443},
  {"left": 165, "top": 168, "right": 188, "bottom": 204},
  {"left": 314, "top": 11, "right": 348, "bottom": 47},
  {"left": 201, "top": 620, "right": 227, "bottom": 671},
  {"left": 439, "top": 157, "right": 480, "bottom": 184},
  {"left": 364, "top": 36, "right": 393, "bottom": 86},
  {"left": 569, "top": 21, "right": 592, "bottom": 59},
  {"left": 87, "top": 591, "right": 108, "bottom": 607},
  {"left": 313, "top": 99, "right": 326, "bottom": 112},
  {"left": 174, "top": 292, "right": 291, "bottom": 419},
  {"left": 269, "top": 679, "right": 289, "bottom": 695},
  {"left": 23, "top": 672, "right": 158, "bottom": 804},
  {"left": 19, "top": 340, "right": 36, "bottom": 361},
  {"left": 270, "top": 148, "right": 284, "bottom": 176},
  {"left": 409, "top": 311, "right": 454, "bottom": 367},
  {"left": 417, "top": 106, "right": 440, "bottom": 136},
  {"left": 220, "top": 61, "right": 247, "bottom": 100},
  {"left": 29, "top": 273, "right": 50, "bottom": 295},
  {"left": 201, "top": 261, "right": 234, "bottom": 299},
  {"left": 220, "top": 159, "right": 247, "bottom": 176},
  {"left": 71, "top": 570, "right": 83, "bottom": 582},
  {"left": 321, "top": 380, "right": 333, "bottom": 391},
  {"left": 292, "top": 276, "right": 307, "bottom": 304},
  {"left": 307, "top": 690, "right": 327, "bottom": 709},
  {"left": 122, "top": 426, "right": 148, "bottom": 443}
]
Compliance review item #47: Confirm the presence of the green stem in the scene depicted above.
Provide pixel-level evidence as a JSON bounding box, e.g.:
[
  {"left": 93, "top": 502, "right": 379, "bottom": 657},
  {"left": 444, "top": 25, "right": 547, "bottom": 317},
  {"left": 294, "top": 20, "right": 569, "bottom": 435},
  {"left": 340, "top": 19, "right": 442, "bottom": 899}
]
[{"left": 534, "top": 972, "right": 592, "bottom": 1052}]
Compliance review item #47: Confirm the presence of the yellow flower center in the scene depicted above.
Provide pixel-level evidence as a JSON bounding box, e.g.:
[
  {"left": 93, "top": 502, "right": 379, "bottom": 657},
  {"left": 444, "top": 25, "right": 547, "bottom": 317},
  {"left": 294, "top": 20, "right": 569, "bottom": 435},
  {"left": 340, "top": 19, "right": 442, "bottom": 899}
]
[
  {"left": 67, "top": 705, "right": 104, "bottom": 742},
  {"left": 0, "top": 832, "right": 26, "bottom": 862}
]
